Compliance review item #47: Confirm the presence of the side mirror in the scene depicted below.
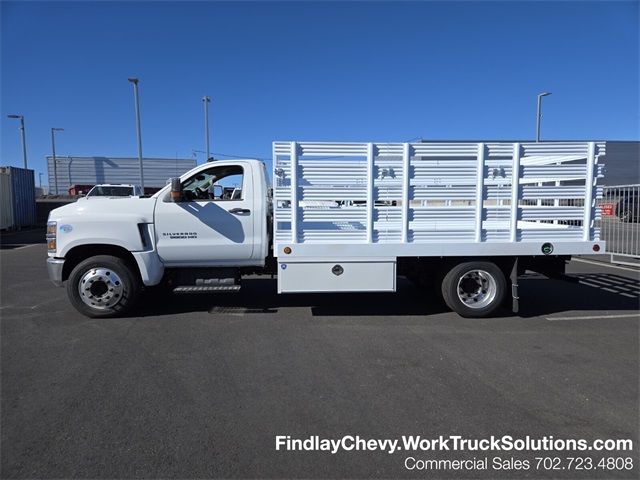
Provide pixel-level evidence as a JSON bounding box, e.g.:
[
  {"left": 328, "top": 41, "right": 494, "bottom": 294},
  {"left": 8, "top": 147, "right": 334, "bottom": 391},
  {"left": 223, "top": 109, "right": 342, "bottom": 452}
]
[{"left": 170, "top": 177, "right": 182, "bottom": 202}]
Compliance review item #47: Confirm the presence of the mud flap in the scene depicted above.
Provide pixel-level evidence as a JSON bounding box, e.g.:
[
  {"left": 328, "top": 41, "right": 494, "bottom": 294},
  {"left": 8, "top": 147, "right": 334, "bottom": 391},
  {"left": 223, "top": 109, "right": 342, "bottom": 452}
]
[{"left": 510, "top": 257, "right": 519, "bottom": 314}]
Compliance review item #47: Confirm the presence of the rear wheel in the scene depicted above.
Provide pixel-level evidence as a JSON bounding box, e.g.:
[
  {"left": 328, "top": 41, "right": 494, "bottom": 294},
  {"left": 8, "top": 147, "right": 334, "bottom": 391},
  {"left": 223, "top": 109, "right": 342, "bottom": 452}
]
[
  {"left": 67, "top": 255, "right": 140, "bottom": 318},
  {"left": 441, "top": 261, "right": 506, "bottom": 318}
]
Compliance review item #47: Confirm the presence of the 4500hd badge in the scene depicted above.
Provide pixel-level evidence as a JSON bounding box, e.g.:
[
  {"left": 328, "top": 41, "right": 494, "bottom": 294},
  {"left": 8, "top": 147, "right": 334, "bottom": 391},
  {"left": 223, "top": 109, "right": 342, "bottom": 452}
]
[{"left": 163, "top": 232, "right": 198, "bottom": 240}]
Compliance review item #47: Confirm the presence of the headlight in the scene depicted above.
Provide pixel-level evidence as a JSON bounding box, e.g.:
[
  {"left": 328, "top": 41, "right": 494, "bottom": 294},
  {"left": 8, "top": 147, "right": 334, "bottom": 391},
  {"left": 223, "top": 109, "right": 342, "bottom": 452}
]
[{"left": 46, "top": 221, "right": 57, "bottom": 252}]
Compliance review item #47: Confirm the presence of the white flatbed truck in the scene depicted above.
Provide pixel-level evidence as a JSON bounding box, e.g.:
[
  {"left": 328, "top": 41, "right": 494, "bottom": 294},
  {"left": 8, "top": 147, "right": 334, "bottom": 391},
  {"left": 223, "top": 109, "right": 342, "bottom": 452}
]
[{"left": 46, "top": 141, "right": 606, "bottom": 318}]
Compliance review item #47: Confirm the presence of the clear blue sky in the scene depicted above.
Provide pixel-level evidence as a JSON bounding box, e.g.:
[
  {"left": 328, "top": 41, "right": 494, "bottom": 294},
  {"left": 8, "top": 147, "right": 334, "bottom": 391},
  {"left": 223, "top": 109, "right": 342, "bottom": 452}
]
[{"left": 1, "top": 1, "right": 638, "bottom": 183}]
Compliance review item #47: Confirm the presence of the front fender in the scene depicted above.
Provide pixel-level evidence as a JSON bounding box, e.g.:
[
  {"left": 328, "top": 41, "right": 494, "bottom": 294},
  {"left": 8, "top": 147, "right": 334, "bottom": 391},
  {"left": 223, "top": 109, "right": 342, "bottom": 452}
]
[{"left": 57, "top": 216, "right": 149, "bottom": 257}]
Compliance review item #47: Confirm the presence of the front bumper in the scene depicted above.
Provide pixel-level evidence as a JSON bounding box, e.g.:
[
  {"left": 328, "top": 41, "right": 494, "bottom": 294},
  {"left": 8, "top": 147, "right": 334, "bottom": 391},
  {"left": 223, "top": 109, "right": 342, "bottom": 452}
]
[{"left": 47, "top": 258, "right": 65, "bottom": 287}]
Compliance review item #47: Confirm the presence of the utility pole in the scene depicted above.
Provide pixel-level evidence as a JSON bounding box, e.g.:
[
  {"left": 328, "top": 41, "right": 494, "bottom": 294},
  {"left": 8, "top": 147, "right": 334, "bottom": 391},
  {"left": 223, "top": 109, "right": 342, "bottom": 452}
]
[
  {"left": 51, "top": 128, "right": 64, "bottom": 195},
  {"left": 7, "top": 114, "right": 28, "bottom": 169},
  {"left": 128, "top": 77, "right": 145, "bottom": 190},
  {"left": 203, "top": 96, "right": 211, "bottom": 162},
  {"left": 536, "top": 92, "right": 552, "bottom": 142}
]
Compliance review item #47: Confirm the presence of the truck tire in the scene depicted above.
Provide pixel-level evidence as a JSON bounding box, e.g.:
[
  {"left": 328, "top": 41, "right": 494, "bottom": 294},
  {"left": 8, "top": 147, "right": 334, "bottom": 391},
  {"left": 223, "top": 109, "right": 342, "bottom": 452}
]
[
  {"left": 441, "top": 261, "right": 506, "bottom": 318},
  {"left": 67, "top": 255, "right": 141, "bottom": 318}
]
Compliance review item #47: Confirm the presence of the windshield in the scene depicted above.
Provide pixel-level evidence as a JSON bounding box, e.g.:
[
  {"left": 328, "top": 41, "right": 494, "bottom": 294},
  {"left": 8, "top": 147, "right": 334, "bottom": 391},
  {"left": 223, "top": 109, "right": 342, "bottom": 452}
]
[{"left": 87, "top": 186, "right": 134, "bottom": 197}]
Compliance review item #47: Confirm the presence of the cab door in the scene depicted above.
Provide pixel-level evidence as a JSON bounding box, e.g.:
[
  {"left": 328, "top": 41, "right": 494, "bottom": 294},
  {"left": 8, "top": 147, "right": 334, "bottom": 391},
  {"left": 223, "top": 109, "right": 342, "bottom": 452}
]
[{"left": 154, "top": 162, "right": 256, "bottom": 266}]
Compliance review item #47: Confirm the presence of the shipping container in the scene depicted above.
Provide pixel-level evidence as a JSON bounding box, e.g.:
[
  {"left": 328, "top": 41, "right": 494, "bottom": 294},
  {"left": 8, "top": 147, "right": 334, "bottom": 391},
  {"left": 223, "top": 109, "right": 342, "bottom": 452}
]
[
  {"left": 0, "top": 166, "right": 36, "bottom": 228},
  {"left": 0, "top": 170, "right": 14, "bottom": 229},
  {"left": 46, "top": 156, "right": 197, "bottom": 195}
]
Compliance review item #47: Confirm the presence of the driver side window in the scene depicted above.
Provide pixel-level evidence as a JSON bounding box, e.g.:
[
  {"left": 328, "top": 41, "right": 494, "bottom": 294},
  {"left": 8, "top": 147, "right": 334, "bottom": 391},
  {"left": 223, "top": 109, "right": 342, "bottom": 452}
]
[{"left": 181, "top": 165, "right": 244, "bottom": 202}]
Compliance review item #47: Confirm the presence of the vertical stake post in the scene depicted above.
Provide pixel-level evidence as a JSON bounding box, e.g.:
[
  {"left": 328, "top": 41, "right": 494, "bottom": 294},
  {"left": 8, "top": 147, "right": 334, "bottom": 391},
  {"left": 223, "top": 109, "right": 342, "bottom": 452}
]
[
  {"left": 290, "top": 141, "right": 298, "bottom": 243},
  {"left": 475, "top": 143, "right": 485, "bottom": 242},
  {"left": 366, "top": 142, "right": 374, "bottom": 244},
  {"left": 401, "top": 143, "right": 410, "bottom": 243},
  {"left": 583, "top": 142, "right": 596, "bottom": 241},
  {"left": 510, "top": 143, "right": 521, "bottom": 243}
]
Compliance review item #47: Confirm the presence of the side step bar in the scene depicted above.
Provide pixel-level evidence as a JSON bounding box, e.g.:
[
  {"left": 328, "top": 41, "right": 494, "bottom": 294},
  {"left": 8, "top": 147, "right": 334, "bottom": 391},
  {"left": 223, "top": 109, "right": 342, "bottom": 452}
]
[
  {"left": 168, "top": 268, "right": 241, "bottom": 294},
  {"left": 173, "top": 285, "right": 241, "bottom": 293}
]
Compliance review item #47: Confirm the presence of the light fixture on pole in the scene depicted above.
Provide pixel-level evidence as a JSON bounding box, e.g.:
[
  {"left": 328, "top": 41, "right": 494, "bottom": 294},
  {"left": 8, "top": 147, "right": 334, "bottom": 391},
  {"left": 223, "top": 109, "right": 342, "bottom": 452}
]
[
  {"left": 7, "top": 114, "right": 28, "bottom": 169},
  {"left": 203, "top": 96, "right": 211, "bottom": 162},
  {"left": 51, "top": 128, "right": 64, "bottom": 195},
  {"left": 536, "top": 92, "right": 552, "bottom": 142},
  {"left": 128, "top": 77, "right": 145, "bottom": 190}
]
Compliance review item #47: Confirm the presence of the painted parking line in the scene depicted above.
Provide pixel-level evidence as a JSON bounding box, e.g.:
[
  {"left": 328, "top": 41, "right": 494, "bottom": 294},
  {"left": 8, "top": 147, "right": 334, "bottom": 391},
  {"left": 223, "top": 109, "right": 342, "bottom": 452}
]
[
  {"left": 571, "top": 258, "right": 640, "bottom": 273},
  {"left": 546, "top": 313, "right": 640, "bottom": 321},
  {"left": 0, "top": 244, "right": 38, "bottom": 250},
  {"left": 15, "top": 244, "right": 38, "bottom": 250}
]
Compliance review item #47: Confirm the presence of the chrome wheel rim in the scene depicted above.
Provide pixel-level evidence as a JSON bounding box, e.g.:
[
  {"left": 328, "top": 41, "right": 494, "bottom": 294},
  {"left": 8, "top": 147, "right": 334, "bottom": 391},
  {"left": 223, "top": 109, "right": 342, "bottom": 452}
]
[
  {"left": 78, "top": 267, "right": 124, "bottom": 310},
  {"left": 456, "top": 269, "right": 497, "bottom": 309}
]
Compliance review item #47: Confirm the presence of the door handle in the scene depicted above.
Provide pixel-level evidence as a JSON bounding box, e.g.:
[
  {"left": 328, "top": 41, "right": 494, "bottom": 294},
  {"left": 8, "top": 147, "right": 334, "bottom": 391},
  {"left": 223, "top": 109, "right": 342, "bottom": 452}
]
[{"left": 229, "top": 208, "right": 251, "bottom": 215}]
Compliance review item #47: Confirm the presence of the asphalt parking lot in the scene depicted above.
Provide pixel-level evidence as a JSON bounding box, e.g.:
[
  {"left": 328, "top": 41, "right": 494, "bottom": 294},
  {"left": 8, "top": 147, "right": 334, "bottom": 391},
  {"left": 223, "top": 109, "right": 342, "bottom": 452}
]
[{"left": 1, "top": 236, "right": 639, "bottom": 479}]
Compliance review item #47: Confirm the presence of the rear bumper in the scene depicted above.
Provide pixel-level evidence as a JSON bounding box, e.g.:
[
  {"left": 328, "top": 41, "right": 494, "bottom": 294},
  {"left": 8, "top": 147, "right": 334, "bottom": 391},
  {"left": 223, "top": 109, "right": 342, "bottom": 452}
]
[{"left": 47, "top": 258, "right": 65, "bottom": 287}]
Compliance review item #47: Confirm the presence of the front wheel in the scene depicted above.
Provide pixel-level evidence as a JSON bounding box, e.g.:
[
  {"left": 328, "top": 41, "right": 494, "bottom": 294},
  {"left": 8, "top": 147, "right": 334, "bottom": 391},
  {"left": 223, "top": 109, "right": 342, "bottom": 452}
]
[
  {"left": 67, "top": 255, "right": 141, "bottom": 318},
  {"left": 441, "top": 261, "right": 506, "bottom": 318}
]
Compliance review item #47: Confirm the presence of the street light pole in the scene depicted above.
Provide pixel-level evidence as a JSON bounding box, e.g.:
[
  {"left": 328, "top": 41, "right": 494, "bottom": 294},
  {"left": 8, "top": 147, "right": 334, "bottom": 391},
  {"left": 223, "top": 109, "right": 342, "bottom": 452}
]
[
  {"left": 51, "top": 128, "right": 64, "bottom": 195},
  {"left": 7, "top": 114, "right": 28, "bottom": 169},
  {"left": 128, "top": 77, "right": 145, "bottom": 191},
  {"left": 203, "top": 96, "right": 211, "bottom": 162},
  {"left": 536, "top": 92, "right": 552, "bottom": 142}
]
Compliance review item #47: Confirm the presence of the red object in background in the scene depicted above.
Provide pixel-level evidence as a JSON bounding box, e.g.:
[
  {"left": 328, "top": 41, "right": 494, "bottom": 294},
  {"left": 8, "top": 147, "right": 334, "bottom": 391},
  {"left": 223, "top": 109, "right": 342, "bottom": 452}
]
[
  {"left": 68, "top": 184, "right": 95, "bottom": 196},
  {"left": 600, "top": 203, "right": 615, "bottom": 216}
]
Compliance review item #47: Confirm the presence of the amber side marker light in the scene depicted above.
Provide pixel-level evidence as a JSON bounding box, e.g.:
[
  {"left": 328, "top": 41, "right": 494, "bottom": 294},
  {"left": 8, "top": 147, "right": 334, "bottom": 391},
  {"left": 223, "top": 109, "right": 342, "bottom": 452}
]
[
  {"left": 283, "top": 246, "right": 292, "bottom": 254},
  {"left": 593, "top": 244, "right": 601, "bottom": 252}
]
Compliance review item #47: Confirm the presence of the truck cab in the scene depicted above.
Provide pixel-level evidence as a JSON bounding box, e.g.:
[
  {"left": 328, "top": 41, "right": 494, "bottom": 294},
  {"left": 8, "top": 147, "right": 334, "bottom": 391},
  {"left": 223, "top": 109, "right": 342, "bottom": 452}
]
[
  {"left": 153, "top": 160, "right": 270, "bottom": 266},
  {"left": 46, "top": 159, "right": 271, "bottom": 317}
]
